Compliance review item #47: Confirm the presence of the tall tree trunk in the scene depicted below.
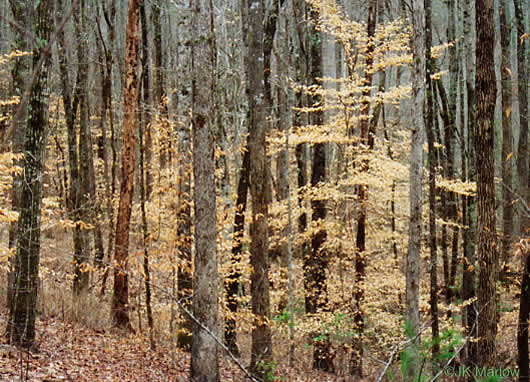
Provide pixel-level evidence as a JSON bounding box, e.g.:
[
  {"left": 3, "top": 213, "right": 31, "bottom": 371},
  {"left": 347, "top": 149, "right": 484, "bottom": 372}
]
[
  {"left": 175, "top": 1, "right": 194, "bottom": 350},
  {"left": 73, "top": 0, "right": 93, "bottom": 295},
  {"left": 293, "top": 0, "right": 309, "bottom": 276},
  {"left": 111, "top": 0, "right": 139, "bottom": 330},
  {"left": 425, "top": 0, "right": 440, "bottom": 367},
  {"left": 190, "top": 0, "right": 219, "bottom": 379},
  {"left": 444, "top": 0, "right": 459, "bottom": 308},
  {"left": 350, "top": 0, "right": 376, "bottom": 377},
  {"left": 301, "top": 3, "right": 334, "bottom": 373},
  {"left": 475, "top": 0, "right": 498, "bottom": 367},
  {"left": 462, "top": 0, "right": 477, "bottom": 367},
  {"left": 514, "top": 0, "right": 528, "bottom": 237},
  {"left": 247, "top": 0, "right": 273, "bottom": 376},
  {"left": 56, "top": 0, "right": 85, "bottom": 297},
  {"left": 6, "top": 0, "right": 29, "bottom": 311},
  {"left": 138, "top": 0, "right": 154, "bottom": 349},
  {"left": 6, "top": 0, "right": 53, "bottom": 347},
  {"left": 515, "top": 0, "right": 530, "bottom": 376},
  {"left": 406, "top": 0, "right": 425, "bottom": 377},
  {"left": 151, "top": 0, "right": 163, "bottom": 188},
  {"left": 500, "top": 0, "right": 514, "bottom": 276}
]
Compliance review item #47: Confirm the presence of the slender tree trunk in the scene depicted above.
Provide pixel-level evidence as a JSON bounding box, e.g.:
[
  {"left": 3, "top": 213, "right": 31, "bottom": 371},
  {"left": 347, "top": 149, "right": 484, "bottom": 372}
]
[
  {"left": 406, "top": 0, "right": 425, "bottom": 377},
  {"left": 514, "top": 0, "right": 528, "bottom": 237},
  {"left": 151, "top": 0, "right": 163, "bottom": 196},
  {"left": 74, "top": 0, "right": 93, "bottom": 295},
  {"left": 112, "top": 0, "right": 140, "bottom": 330},
  {"left": 138, "top": 0, "right": 154, "bottom": 349},
  {"left": 247, "top": 0, "right": 272, "bottom": 376},
  {"left": 6, "top": 0, "right": 29, "bottom": 311},
  {"left": 475, "top": 0, "right": 498, "bottom": 366},
  {"left": 224, "top": 147, "right": 249, "bottom": 356},
  {"left": 515, "top": 0, "right": 530, "bottom": 376},
  {"left": 463, "top": 0, "right": 477, "bottom": 368},
  {"left": 350, "top": 0, "right": 376, "bottom": 377},
  {"left": 6, "top": 0, "right": 53, "bottom": 347},
  {"left": 190, "top": 0, "right": 219, "bottom": 379},
  {"left": 425, "top": 0, "right": 440, "bottom": 366},
  {"left": 500, "top": 0, "right": 514, "bottom": 276}
]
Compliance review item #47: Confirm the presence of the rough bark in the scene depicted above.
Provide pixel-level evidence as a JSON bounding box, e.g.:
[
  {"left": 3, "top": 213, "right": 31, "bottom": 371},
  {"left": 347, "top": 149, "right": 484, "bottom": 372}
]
[
  {"left": 425, "top": 0, "right": 440, "bottom": 365},
  {"left": 6, "top": 0, "right": 53, "bottom": 347},
  {"left": 111, "top": 0, "right": 139, "bottom": 330},
  {"left": 475, "top": 0, "right": 498, "bottom": 366},
  {"left": 406, "top": 0, "right": 425, "bottom": 377},
  {"left": 247, "top": 0, "right": 273, "bottom": 376},
  {"left": 190, "top": 0, "right": 219, "bottom": 379},
  {"left": 6, "top": 0, "right": 29, "bottom": 311}
]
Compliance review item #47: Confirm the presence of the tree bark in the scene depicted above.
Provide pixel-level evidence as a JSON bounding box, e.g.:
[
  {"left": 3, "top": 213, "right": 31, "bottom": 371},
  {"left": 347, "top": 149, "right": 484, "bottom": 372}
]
[
  {"left": 500, "top": 0, "right": 514, "bottom": 276},
  {"left": 514, "top": 0, "right": 528, "bottom": 237},
  {"left": 6, "top": 0, "right": 53, "bottom": 347},
  {"left": 112, "top": 0, "right": 139, "bottom": 330},
  {"left": 6, "top": 0, "right": 29, "bottom": 312},
  {"left": 247, "top": 0, "right": 273, "bottom": 376},
  {"left": 475, "top": 0, "right": 498, "bottom": 367},
  {"left": 190, "top": 0, "right": 219, "bottom": 379},
  {"left": 406, "top": 0, "right": 425, "bottom": 376}
]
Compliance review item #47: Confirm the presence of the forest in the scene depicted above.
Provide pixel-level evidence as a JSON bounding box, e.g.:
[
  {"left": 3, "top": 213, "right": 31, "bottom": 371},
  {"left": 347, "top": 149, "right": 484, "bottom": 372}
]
[{"left": 0, "top": 0, "right": 528, "bottom": 380}]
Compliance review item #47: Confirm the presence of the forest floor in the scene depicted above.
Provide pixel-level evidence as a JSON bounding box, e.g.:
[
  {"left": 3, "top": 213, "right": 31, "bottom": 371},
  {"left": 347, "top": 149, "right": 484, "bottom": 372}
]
[{"left": 0, "top": 310, "right": 339, "bottom": 382}]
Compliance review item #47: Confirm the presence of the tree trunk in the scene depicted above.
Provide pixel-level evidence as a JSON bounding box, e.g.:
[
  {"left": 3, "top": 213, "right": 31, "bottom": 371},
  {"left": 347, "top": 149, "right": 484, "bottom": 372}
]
[
  {"left": 500, "top": 0, "right": 514, "bottom": 276},
  {"left": 406, "top": 0, "right": 425, "bottom": 377},
  {"left": 190, "top": 0, "right": 219, "bottom": 379},
  {"left": 111, "top": 0, "right": 139, "bottom": 330},
  {"left": 74, "top": 0, "right": 93, "bottom": 295},
  {"left": 6, "top": 0, "right": 53, "bottom": 347},
  {"left": 350, "top": 1, "right": 376, "bottom": 377},
  {"left": 247, "top": 0, "right": 273, "bottom": 376},
  {"left": 224, "top": 146, "right": 249, "bottom": 356},
  {"left": 463, "top": 0, "right": 477, "bottom": 367},
  {"left": 6, "top": 0, "right": 29, "bottom": 311},
  {"left": 514, "top": 0, "right": 528, "bottom": 237},
  {"left": 475, "top": 0, "right": 498, "bottom": 366},
  {"left": 425, "top": 0, "right": 440, "bottom": 367},
  {"left": 139, "top": 0, "right": 154, "bottom": 349}
]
